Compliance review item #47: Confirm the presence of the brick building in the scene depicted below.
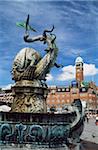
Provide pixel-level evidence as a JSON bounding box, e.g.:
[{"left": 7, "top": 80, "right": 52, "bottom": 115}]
[{"left": 47, "top": 57, "right": 98, "bottom": 113}]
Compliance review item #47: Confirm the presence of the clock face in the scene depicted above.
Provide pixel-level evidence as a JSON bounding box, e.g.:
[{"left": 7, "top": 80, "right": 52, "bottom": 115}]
[{"left": 77, "top": 69, "right": 80, "bottom": 72}]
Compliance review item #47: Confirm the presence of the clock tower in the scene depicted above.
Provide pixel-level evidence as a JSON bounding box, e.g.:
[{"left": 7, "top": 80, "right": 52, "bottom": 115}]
[{"left": 75, "top": 56, "right": 84, "bottom": 83}]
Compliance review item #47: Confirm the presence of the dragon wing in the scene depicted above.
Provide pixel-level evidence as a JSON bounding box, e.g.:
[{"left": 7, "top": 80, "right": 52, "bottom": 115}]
[{"left": 16, "top": 22, "right": 36, "bottom": 32}]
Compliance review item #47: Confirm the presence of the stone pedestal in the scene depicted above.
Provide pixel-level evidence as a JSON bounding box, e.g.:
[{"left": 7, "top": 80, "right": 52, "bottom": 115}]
[
  {"left": 11, "top": 80, "right": 48, "bottom": 113},
  {"left": 0, "top": 146, "right": 69, "bottom": 150}
]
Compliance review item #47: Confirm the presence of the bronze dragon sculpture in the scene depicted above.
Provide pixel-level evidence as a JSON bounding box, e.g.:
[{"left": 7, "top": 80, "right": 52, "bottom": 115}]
[{"left": 12, "top": 15, "right": 61, "bottom": 82}]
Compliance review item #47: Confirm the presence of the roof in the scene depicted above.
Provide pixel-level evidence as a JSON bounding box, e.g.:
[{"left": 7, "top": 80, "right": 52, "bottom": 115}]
[
  {"left": 75, "top": 56, "right": 83, "bottom": 64},
  {"left": 81, "top": 81, "right": 89, "bottom": 88}
]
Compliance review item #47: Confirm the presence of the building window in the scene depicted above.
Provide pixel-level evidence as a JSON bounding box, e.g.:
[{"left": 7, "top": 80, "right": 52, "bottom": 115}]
[
  {"left": 62, "top": 99, "right": 65, "bottom": 103},
  {"left": 57, "top": 95, "right": 61, "bottom": 99},
  {"left": 57, "top": 88, "right": 63, "bottom": 92},
  {"left": 57, "top": 99, "right": 60, "bottom": 103},
  {"left": 62, "top": 95, "right": 65, "bottom": 98},
  {"left": 57, "top": 107, "right": 62, "bottom": 112},
  {"left": 62, "top": 88, "right": 65, "bottom": 92},
  {"left": 80, "top": 87, "right": 88, "bottom": 93},
  {"left": 51, "top": 90, "right": 55, "bottom": 94},
  {"left": 65, "top": 88, "right": 70, "bottom": 92},
  {"left": 82, "top": 88, "right": 86, "bottom": 92},
  {"left": 67, "top": 99, "right": 69, "bottom": 103},
  {"left": 76, "top": 64, "right": 80, "bottom": 67}
]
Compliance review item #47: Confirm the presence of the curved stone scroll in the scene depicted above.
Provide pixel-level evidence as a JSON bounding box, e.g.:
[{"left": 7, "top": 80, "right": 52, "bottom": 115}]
[
  {"left": 0, "top": 124, "right": 12, "bottom": 142},
  {"left": 27, "top": 125, "right": 45, "bottom": 142}
]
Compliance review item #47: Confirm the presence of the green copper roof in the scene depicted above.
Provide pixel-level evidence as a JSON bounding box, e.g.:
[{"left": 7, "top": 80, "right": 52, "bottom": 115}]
[{"left": 81, "top": 81, "right": 89, "bottom": 87}]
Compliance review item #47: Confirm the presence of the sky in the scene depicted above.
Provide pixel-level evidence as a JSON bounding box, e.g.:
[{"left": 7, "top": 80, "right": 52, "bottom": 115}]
[{"left": 1, "top": 0, "right": 98, "bottom": 88}]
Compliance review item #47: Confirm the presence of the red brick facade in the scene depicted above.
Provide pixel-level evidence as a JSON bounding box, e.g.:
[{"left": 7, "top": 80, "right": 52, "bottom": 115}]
[
  {"left": 47, "top": 84, "right": 97, "bottom": 112},
  {"left": 47, "top": 57, "right": 98, "bottom": 112}
]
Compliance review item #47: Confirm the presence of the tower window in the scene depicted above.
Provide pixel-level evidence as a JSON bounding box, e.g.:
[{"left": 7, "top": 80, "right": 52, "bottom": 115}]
[{"left": 76, "top": 64, "right": 80, "bottom": 67}]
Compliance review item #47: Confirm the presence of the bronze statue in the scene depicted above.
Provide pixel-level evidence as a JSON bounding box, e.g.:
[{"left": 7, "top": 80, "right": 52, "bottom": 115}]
[
  {"left": 12, "top": 15, "right": 61, "bottom": 82},
  {"left": 11, "top": 15, "right": 60, "bottom": 113}
]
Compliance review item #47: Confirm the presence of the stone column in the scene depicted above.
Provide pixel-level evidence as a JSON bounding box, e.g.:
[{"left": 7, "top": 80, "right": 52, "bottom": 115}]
[{"left": 11, "top": 80, "right": 48, "bottom": 113}]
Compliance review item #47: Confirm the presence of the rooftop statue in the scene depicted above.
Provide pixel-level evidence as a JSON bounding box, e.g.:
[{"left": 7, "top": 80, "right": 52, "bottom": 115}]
[{"left": 12, "top": 15, "right": 60, "bottom": 82}]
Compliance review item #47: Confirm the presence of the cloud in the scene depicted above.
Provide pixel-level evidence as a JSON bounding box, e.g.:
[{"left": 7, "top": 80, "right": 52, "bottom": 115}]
[
  {"left": 0, "top": 105, "right": 11, "bottom": 112},
  {"left": 57, "top": 63, "right": 98, "bottom": 81},
  {"left": 2, "top": 84, "right": 14, "bottom": 90},
  {"left": 57, "top": 65, "right": 75, "bottom": 81},
  {"left": 46, "top": 74, "right": 53, "bottom": 81},
  {"left": 84, "top": 63, "right": 98, "bottom": 76}
]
